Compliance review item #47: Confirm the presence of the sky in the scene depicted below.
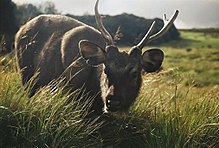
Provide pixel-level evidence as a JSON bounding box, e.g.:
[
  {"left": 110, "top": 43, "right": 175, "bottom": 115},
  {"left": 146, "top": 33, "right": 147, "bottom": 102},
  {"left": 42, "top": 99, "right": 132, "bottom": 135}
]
[{"left": 12, "top": 0, "right": 219, "bottom": 29}]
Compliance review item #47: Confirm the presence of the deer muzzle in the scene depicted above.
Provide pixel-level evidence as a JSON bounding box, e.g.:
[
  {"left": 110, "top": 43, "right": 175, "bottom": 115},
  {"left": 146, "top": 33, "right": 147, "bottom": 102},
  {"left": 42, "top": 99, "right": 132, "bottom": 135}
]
[{"left": 104, "top": 85, "right": 121, "bottom": 112}]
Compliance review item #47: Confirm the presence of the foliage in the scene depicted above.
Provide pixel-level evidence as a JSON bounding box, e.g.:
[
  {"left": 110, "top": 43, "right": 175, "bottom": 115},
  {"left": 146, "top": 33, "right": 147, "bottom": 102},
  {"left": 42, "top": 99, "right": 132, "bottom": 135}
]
[
  {"left": 16, "top": 1, "right": 59, "bottom": 26},
  {"left": 0, "top": 1, "right": 59, "bottom": 55},
  {"left": 0, "top": 30, "right": 218, "bottom": 147},
  {"left": 16, "top": 4, "right": 181, "bottom": 46},
  {"left": 0, "top": 0, "right": 18, "bottom": 53},
  {"left": 16, "top": 3, "right": 42, "bottom": 26},
  {"left": 38, "top": 1, "right": 58, "bottom": 14},
  {"left": 66, "top": 13, "right": 180, "bottom": 46},
  {"left": 1, "top": 1, "right": 180, "bottom": 55}
]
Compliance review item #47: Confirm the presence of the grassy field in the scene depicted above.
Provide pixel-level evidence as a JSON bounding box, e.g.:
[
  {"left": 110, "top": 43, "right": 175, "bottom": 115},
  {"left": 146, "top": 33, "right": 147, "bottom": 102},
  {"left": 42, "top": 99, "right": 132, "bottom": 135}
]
[{"left": 0, "top": 29, "right": 219, "bottom": 147}]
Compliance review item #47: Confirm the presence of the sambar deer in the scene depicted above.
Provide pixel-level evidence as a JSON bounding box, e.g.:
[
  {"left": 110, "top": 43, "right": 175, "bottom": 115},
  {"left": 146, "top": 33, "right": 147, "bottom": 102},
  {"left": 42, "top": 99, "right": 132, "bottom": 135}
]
[{"left": 15, "top": 0, "right": 179, "bottom": 114}]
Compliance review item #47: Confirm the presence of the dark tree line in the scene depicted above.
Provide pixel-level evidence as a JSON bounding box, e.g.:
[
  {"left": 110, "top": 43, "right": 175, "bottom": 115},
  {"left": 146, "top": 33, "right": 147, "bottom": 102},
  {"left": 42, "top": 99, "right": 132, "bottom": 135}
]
[
  {"left": 0, "top": 0, "right": 18, "bottom": 53},
  {"left": 0, "top": 1, "right": 179, "bottom": 54},
  {"left": 68, "top": 13, "right": 180, "bottom": 46},
  {"left": 0, "top": 1, "right": 58, "bottom": 54}
]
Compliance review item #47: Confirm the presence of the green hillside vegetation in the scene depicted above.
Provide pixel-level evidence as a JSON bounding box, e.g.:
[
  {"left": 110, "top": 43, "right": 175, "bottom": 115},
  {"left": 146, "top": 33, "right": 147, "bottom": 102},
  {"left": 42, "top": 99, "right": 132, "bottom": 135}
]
[
  {"left": 163, "top": 29, "right": 219, "bottom": 86},
  {"left": 0, "top": 30, "right": 218, "bottom": 147}
]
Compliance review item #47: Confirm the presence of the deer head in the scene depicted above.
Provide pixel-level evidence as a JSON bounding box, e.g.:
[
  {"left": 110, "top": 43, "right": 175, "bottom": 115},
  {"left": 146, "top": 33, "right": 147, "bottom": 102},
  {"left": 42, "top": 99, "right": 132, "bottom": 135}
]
[{"left": 79, "top": 0, "right": 179, "bottom": 113}]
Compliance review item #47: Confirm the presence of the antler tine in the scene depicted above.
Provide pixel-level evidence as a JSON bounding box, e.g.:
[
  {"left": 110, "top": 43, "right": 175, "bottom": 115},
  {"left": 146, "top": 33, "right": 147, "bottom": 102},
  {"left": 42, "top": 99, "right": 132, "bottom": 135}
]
[
  {"left": 137, "top": 10, "right": 179, "bottom": 50},
  {"left": 95, "top": 0, "right": 114, "bottom": 45},
  {"left": 137, "top": 21, "right": 156, "bottom": 49}
]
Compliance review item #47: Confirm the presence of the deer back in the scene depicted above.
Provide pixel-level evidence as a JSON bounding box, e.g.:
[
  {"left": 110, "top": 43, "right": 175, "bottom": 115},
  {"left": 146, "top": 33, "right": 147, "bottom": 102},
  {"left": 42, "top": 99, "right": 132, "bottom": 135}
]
[
  {"left": 15, "top": 14, "right": 105, "bottom": 96},
  {"left": 15, "top": 0, "right": 179, "bottom": 115}
]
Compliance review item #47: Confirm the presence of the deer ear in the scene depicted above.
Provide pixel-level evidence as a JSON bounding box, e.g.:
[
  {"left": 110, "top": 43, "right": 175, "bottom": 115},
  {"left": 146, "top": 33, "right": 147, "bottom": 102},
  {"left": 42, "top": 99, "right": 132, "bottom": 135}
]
[
  {"left": 79, "top": 40, "right": 106, "bottom": 66},
  {"left": 141, "top": 48, "right": 164, "bottom": 72}
]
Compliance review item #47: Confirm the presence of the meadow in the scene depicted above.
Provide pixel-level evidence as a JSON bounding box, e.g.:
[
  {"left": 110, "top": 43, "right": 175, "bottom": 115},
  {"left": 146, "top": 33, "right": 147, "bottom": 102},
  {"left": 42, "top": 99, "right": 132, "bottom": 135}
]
[{"left": 0, "top": 29, "right": 218, "bottom": 147}]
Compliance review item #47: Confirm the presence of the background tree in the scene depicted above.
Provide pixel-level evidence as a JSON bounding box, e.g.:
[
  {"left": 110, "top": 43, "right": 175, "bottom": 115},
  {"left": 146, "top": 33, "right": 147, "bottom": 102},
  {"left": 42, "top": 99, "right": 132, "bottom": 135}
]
[
  {"left": 66, "top": 13, "right": 180, "bottom": 46},
  {"left": 16, "top": 0, "right": 180, "bottom": 47},
  {"left": 38, "top": 1, "right": 58, "bottom": 14},
  {"left": 16, "top": 1, "right": 58, "bottom": 26},
  {"left": 0, "top": 0, "right": 58, "bottom": 54},
  {"left": 0, "top": 0, "right": 18, "bottom": 53},
  {"left": 16, "top": 3, "right": 41, "bottom": 25}
]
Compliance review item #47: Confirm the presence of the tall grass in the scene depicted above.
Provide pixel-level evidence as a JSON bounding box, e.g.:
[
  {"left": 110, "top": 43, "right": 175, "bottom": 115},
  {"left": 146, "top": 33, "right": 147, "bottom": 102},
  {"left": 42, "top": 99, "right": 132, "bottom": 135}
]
[
  {"left": 0, "top": 73, "right": 105, "bottom": 147},
  {"left": 0, "top": 30, "right": 219, "bottom": 147},
  {"left": 0, "top": 58, "right": 218, "bottom": 147}
]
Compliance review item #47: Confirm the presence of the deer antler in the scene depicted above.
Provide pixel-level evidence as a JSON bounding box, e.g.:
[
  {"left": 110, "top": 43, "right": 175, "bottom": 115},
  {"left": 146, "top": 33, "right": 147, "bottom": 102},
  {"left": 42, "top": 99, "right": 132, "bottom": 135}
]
[
  {"left": 95, "top": 0, "right": 114, "bottom": 46},
  {"left": 137, "top": 10, "right": 179, "bottom": 49}
]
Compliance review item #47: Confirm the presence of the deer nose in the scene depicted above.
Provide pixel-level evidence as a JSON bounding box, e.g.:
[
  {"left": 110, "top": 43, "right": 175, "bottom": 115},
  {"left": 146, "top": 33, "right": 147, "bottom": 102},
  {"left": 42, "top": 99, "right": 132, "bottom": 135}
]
[
  {"left": 106, "top": 97, "right": 121, "bottom": 112},
  {"left": 105, "top": 85, "right": 121, "bottom": 112}
]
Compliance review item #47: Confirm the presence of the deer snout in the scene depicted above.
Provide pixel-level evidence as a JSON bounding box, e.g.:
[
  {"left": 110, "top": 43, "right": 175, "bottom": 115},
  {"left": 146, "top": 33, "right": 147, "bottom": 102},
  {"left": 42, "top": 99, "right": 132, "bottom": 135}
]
[
  {"left": 104, "top": 85, "right": 122, "bottom": 112},
  {"left": 106, "top": 95, "right": 121, "bottom": 112}
]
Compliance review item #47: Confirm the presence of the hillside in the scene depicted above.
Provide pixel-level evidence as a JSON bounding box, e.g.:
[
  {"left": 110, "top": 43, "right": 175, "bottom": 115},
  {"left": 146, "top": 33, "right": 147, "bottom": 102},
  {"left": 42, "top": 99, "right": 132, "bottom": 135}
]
[
  {"left": 0, "top": 1, "right": 180, "bottom": 54},
  {"left": 66, "top": 13, "right": 180, "bottom": 46}
]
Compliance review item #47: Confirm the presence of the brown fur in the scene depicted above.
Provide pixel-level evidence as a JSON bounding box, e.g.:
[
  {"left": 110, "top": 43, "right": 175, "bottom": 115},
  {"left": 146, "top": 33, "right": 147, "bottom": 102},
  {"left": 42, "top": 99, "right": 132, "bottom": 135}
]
[{"left": 15, "top": 14, "right": 164, "bottom": 115}]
